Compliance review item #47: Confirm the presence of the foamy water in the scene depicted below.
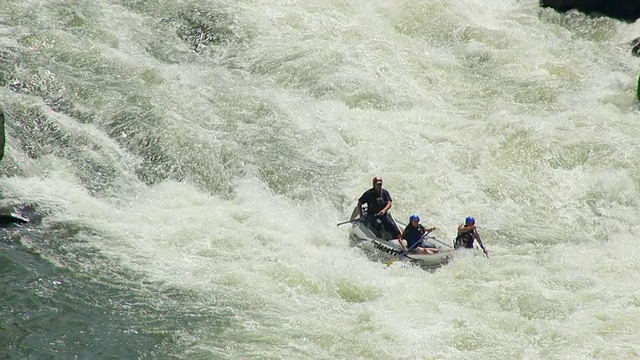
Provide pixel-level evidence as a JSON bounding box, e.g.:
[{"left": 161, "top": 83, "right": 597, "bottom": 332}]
[{"left": 1, "top": 0, "right": 640, "bottom": 358}]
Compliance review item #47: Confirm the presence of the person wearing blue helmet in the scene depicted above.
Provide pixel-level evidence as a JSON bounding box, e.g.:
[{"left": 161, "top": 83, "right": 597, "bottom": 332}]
[
  {"left": 455, "top": 216, "right": 488, "bottom": 255},
  {"left": 398, "top": 215, "right": 438, "bottom": 255}
]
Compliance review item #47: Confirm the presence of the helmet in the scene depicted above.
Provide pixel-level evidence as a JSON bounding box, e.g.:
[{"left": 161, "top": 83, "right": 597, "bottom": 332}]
[
  {"left": 465, "top": 216, "right": 475, "bottom": 225},
  {"left": 372, "top": 176, "right": 383, "bottom": 185},
  {"left": 409, "top": 215, "right": 420, "bottom": 222}
]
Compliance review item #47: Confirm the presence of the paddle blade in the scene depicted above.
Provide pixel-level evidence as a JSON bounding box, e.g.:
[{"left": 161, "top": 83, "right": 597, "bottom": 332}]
[
  {"left": 385, "top": 251, "right": 406, "bottom": 267},
  {"left": 337, "top": 219, "right": 359, "bottom": 226}
]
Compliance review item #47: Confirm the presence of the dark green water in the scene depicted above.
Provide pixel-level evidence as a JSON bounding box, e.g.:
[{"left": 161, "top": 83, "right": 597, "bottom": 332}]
[{"left": 0, "top": 231, "right": 181, "bottom": 359}]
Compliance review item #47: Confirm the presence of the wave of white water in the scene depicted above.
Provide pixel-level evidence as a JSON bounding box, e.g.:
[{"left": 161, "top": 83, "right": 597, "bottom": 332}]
[{"left": 2, "top": 0, "right": 640, "bottom": 358}]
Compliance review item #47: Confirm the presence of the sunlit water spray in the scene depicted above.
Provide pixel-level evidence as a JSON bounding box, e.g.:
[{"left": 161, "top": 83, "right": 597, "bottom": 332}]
[{"left": 1, "top": 0, "right": 640, "bottom": 358}]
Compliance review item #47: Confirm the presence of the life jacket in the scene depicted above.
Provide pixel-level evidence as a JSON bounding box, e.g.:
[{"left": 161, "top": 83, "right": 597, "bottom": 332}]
[
  {"left": 454, "top": 229, "right": 474, "bottom": 249},
  {"left": 403, "top": 224, "right": 424, "bottom": 249}
]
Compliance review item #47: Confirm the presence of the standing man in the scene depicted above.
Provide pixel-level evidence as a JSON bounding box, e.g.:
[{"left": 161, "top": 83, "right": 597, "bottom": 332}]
[{"left": 357, "top": 176, "right": 401, "bottom": 240}]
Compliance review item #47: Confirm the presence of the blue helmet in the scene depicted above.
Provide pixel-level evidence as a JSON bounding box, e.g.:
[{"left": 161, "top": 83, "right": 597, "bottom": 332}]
[
  {"left": 465, "top": 216, "right": 475, "bottom": 225},
  {"left": 409, "top": 215, "right": 420, "bottom": 222}
]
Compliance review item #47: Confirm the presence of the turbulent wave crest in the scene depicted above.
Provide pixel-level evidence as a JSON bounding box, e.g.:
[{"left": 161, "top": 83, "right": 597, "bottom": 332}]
[{"left": 2, "top": 0, "right": 640, "bottom": 358}]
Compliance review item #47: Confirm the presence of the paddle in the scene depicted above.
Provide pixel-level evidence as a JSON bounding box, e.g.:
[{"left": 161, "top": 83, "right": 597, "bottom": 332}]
[
  {"left": 385, "top": 230, "right": 434, "bottom": 267},
  {"left": 336, "top": 218, "right": 360, "bottom": 226},
  {"left": 475, "top": 230, "right": 488, "bottom": 257}
]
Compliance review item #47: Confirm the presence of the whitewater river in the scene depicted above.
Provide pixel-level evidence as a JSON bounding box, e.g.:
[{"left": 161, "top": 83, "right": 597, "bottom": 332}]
[{"left": 1, "top": 0, "right": 640, "bottom": 358}]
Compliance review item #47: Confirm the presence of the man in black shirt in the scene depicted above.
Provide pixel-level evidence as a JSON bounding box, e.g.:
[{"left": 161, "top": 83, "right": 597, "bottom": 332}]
[{"left": 357, "top": 176, "right": 401, "bottom": 240}]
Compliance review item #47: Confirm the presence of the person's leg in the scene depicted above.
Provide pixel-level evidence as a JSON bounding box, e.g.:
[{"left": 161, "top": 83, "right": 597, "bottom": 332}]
[
  {"left": 413, "top": 247, "right": 426, "bottom": 254},
  {"left": 420, "top": 248, "right": 438, "bottom": 255},
  {"left": 413, "top": 247, "right": 435, "bottom": 255},
  {"left": 365, "top": 215, "right": 385, "bottom": 238},
  {"left": 381, "top": 213, "right": 401, "bottom": 238}
]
